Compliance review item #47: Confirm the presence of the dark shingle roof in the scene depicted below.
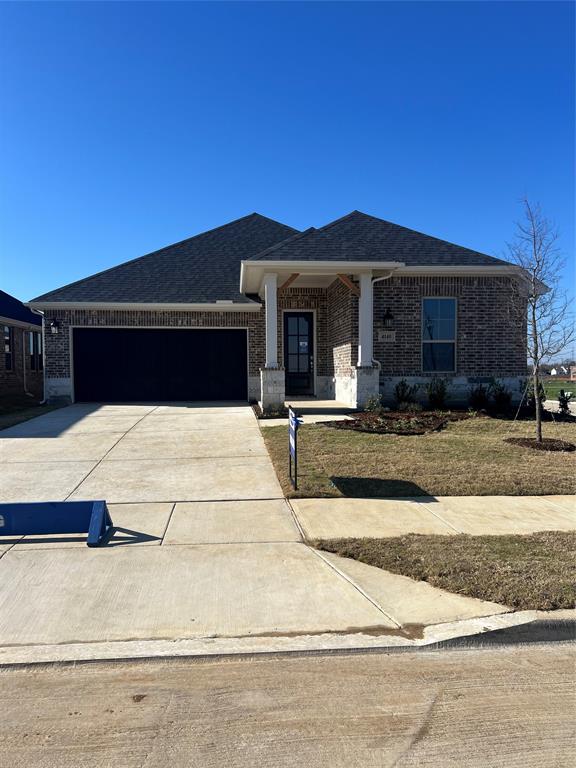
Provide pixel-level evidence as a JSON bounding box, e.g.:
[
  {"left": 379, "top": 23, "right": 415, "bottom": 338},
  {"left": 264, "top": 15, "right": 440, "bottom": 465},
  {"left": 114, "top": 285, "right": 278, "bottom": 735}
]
[
  {"left": 318, "top": 211, "right": 510, "bottom": 267},
  {"left": 0, "top": 290, "right": 42, "bottom": 325},
  {"left": 31, "top": 214, "right": 299, "bottom": 304},
  {"left": 248, "top": 228, "right": 370, "bottom": 262}
]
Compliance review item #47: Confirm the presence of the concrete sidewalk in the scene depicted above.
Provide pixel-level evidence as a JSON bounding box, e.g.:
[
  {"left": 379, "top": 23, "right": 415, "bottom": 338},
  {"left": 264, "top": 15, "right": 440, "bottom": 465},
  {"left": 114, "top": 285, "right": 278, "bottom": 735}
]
[{"left": 291, "top": 495, "right": 575, "bottom": 539}]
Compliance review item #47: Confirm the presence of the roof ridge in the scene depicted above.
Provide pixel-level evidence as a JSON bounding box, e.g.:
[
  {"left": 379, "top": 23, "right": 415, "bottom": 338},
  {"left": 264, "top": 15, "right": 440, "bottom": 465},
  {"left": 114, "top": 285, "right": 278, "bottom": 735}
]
[
  {"left": 30, "top": 213, "right": 297, "bottom": 302},
  {"left": 247, "top": 227, "right": 318, "bottom": 261}
]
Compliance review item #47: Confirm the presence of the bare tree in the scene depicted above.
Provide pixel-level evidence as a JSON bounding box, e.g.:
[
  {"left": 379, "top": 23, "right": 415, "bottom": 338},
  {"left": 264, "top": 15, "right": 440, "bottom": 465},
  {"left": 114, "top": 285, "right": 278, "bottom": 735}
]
[{"left": 508, "top": 199, "right": 575, "bottom": 441}]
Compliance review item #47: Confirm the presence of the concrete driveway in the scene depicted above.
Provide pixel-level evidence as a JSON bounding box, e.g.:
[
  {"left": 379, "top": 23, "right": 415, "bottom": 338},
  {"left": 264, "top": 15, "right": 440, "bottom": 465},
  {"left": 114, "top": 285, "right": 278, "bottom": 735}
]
[
  {"left": 0, "top": 403, "right": 512, "bottom": 660},
  {"left": 0, "top": 403, "right": 283, "bottom": 503}
]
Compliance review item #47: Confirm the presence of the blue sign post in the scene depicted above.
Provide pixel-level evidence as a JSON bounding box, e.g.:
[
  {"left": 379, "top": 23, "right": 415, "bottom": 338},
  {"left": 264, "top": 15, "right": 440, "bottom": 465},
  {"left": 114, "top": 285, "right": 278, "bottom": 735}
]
[{"left": 288, "top": 406, "right": 302, "bottom": 490}]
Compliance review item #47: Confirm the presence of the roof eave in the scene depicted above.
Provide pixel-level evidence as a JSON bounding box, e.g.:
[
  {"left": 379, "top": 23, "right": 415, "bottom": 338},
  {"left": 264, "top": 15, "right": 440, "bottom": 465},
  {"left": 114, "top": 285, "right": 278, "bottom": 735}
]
[
  {"left": 240, "top": 260, "right": 405, "bottom": 293},
  {"left": 26, "top": 301, "right": 262, "bottom": 312}
]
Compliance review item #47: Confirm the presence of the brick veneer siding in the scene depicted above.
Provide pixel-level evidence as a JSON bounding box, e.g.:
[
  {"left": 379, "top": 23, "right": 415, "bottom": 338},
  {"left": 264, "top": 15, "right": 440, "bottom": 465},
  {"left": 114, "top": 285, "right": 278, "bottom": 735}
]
[
  {"left": 327, "top": 278, "right": 357, "bottom": 376},
  {"left": 372, "top": 275, "right": 527, "bottom": 377},
  {"left": 0, "top": 324, "right": 43, "bottom": 398}
]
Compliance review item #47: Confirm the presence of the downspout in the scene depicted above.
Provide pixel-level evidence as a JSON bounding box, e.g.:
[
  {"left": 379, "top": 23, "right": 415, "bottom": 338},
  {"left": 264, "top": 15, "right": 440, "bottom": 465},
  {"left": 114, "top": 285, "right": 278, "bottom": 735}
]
[
  {"left": 370, "top": 271, "right": 395, "bottom": 370},
  {"left": 30, "top": 308, "right": 47, "bottom": 404}
]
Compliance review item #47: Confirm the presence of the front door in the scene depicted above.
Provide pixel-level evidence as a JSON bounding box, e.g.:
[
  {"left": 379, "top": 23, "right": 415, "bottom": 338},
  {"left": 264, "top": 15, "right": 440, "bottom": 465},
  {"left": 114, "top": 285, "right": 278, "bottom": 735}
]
[{"left": 284, "top": 312, "right": 314, "bottom": 396}]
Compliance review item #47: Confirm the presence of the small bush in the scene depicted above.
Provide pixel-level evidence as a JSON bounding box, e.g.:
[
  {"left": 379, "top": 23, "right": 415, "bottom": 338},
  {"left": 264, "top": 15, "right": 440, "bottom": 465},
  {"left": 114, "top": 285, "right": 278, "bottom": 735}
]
[
  {"left": 469, "top": 384, "right": 490, "bottom": 410},
  {"left": 425, "top": 377, "right": 448, "bottom": 410},
  {"left": 558, "top": 389, "right": 573, "bottom": 417},
  {"left": 490, "top": 379, "right": 512, "bottom": 414},
  {"left": 397, "top": 401, "right": 423, "bottom": 413},
  {"left": 394, "top": 379, "right": 419, "bottom": 408},
  {"left": 364, "top": 393, "right": 384, "bottom": 413}
]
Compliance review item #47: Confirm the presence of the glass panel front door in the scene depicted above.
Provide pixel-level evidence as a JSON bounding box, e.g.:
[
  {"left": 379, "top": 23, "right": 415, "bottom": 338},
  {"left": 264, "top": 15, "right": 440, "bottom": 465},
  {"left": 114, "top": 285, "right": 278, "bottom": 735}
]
[{"left": 284, "top": 312, "right": 314, "bottom": 395}]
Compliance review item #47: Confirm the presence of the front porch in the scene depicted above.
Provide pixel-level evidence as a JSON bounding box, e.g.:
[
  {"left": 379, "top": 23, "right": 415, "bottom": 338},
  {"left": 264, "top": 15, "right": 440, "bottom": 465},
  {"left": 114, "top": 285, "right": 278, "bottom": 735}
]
[{"left": 254, "top": 270, "right": 386, "bottom": 412}]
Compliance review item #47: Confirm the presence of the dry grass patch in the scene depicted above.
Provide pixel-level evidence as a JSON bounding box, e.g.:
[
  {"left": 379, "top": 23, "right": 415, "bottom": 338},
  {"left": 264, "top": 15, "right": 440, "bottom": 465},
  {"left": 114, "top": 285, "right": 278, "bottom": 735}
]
[
  {"left": 262, "top": 415, "right": 576, "bottom": 498},
  {"left": 0, "top": 397, "right": 61, "bottom": 432},
  {"left": 315, "top": 531, "right": 576, "bottom": 611}
]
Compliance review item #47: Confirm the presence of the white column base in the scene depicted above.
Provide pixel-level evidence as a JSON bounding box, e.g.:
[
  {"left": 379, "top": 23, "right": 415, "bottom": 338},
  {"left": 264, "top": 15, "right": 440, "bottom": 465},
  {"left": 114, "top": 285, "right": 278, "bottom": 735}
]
[
  {"left": 335, "top": 367, "right": 380, "bottom": 409},
  {"left": 259, "top": 368, "right": 285, "bottom": 412}
]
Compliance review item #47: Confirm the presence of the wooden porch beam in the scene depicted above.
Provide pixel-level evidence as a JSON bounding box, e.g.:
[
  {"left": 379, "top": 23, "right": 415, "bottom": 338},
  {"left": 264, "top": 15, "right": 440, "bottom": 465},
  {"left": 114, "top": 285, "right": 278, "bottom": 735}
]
[
  {"left": 279, "top": 273, "right": 300, "bottom": 290},
  {"left": 337, "top": 274, "right": 360, "bottom": 297}
]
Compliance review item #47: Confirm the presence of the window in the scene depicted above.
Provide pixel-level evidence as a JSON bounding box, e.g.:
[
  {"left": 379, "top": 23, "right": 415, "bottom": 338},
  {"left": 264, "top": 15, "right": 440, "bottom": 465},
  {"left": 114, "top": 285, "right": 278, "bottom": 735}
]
[
  {"left": 29, "top": 331, "right": 42, "bottom": 371},
  {"left": 422, "top": 298, "right": 456, "bottom": 372},
  {"left": 29, "top": 332, "right": 36, "bottom": 370},
  {"left": 4, "top": 325, "right": 13, "bottom": 371}
]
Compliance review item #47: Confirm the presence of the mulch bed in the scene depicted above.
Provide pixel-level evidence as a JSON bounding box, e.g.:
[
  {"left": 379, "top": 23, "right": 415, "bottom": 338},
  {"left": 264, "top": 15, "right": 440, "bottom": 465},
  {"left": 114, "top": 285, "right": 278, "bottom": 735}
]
[
  {"left": 504, "top": 437, "right": 576, "bottom": 452},
  {"left": 325, "top": 410, "right": 471, "bottom": 436}
]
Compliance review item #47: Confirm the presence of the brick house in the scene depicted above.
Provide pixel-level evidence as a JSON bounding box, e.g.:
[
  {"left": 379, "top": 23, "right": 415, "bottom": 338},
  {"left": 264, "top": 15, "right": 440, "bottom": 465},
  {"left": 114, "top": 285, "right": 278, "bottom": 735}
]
[
  {"left": 0, "top": 290, "right": 44, "bottom": 399},
  {"left": 28, "top": 211, "right": 527, "bottom": 409}
]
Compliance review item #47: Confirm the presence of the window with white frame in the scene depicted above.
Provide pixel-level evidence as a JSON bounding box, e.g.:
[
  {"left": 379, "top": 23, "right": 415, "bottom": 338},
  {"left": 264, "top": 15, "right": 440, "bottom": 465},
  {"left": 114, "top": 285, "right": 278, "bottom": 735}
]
[{"left": 422, "top": 298, "right": 456, "bottom": 372}]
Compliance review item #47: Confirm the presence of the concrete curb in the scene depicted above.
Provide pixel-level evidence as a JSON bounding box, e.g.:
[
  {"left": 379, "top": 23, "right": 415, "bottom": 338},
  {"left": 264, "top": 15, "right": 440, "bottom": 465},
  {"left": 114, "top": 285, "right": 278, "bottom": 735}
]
[{"left": 1, "top": 609, "right": 573, "bottom": 667}]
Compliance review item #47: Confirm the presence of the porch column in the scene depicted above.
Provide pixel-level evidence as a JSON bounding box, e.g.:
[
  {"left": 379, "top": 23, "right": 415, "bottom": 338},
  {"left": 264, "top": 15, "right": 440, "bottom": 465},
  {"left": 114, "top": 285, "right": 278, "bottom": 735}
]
[
  {"left": 357, "top": 272, "right": 373, "bottom": 367},
  {"left": 263, "top": 273, "right": 278, "bottom": 368}
]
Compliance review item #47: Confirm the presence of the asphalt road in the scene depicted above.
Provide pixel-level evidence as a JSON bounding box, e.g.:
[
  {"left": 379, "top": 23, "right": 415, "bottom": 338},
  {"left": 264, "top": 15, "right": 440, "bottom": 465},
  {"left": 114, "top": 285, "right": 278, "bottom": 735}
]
[{"left": 1, "top": 642, "right": 574, "bottom": 767}]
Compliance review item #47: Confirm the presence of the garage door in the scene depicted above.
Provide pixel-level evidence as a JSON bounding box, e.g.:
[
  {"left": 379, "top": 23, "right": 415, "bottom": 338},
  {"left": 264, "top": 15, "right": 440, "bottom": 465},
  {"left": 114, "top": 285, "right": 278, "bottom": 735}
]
[{"left": 73, "top": 328, "right": 248, "bottom": 402}]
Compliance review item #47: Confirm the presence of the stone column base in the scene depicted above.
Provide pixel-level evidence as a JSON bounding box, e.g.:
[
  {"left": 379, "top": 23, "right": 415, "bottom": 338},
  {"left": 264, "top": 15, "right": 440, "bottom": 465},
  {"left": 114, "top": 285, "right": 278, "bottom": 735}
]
[
  {"left": 259, "top": 368, "right": 285, "bottom": 412},
  {"left": 354, "top": 366, "right": 380, "bottom": 408}
]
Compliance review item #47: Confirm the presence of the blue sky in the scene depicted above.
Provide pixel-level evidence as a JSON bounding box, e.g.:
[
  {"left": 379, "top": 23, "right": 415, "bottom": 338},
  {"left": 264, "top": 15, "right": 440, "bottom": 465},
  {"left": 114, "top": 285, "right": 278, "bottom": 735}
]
[{"left": 0, "top": 1, "right": 574, "bottom": 310}]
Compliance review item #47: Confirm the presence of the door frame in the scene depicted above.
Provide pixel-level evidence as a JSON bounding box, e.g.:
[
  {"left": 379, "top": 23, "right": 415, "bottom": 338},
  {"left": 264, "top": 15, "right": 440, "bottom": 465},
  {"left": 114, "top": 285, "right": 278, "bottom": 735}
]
[
  {"left": 70, "top": 326, "right": 250, "bottom": 403},
  {"left": 281, "top": 309, "right": 317, "bottom": 397}
]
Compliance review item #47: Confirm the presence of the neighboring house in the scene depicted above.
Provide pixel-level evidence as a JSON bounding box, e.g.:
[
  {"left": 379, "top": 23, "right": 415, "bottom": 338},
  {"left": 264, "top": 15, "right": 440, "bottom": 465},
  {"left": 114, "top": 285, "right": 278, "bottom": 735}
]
[
  {"left": 28, "top": 211, "right": 528, "bottom": 408},
  {"left": 0, "top": 290, "right": 44, "bottom": 399}
]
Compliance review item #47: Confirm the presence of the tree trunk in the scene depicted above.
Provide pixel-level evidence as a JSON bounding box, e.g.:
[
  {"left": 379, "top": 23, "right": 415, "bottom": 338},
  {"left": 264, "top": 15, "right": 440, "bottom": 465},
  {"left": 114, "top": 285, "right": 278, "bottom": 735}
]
[
  {"left": 531, "top": 302, "right": 542, "bottom": 442},
  {"left": 533, "top": 365, "right": 542, "bottom": 443}
]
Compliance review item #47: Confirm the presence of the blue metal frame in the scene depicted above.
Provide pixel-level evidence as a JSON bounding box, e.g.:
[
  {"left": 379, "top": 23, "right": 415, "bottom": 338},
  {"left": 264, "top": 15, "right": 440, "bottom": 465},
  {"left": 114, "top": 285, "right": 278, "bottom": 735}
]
[
  {"left": 0, "top": 500, "right": 113, "bottom": 547},
  {"left": 288, "top": 406, "right": 302, "bottom": 490}
]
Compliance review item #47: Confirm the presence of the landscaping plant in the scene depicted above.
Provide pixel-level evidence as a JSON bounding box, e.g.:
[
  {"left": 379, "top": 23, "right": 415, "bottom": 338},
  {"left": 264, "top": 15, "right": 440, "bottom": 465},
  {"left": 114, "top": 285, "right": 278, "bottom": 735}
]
[
  {"left": 489, "top": 379, "right": 512, "bottom": 414},
  {"left": 425, "top": 377, "right": 448, "bottom": 410},
  {"left": 394, "top": 379, "right": 419, "bottom": 410},
  {"left": 508, "top": 199, "right": 574, "bottom": 443},
  {"left": 558, "top": 389, "right": 573, "bottom": 417},
  {"left": 468, "top": 384, "right": 491, "bottom": 410}
]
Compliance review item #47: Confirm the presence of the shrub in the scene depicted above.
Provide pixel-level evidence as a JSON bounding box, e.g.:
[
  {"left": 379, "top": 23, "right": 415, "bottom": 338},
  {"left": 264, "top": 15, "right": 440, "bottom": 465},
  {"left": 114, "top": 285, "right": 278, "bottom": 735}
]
[
  {"left": 364, "top": 393, "right": 384, "bottom": 413},
  {"left": 558, "top": 389, "right": 573, "bottom": 417},
  {"left": 469, "top": 384, "right": 490, "bottom": 410},
  {"left": 490, "top": 379, "right": 512, "bottom": 414},
  {"left": 425, "top": 377, "right": 448, "bottom": 410},
  {"left": 394, "top": 379, "right": 419, "bottom": 408},
  {"left": 397, "top": 401, "right": 423, "bottom": 413}
]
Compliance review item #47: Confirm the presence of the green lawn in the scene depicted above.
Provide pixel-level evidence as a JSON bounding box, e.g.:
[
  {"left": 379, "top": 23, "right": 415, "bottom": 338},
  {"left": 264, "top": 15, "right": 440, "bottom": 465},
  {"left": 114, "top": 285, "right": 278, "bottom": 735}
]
[
  {"left": 543, "top": 379, "right": 575, "bottom": 400},
  {"left": 262, "top": 415, "right": 576, "bottom": 498},
  {"left": 314, "top": 531, "right": 576, "bottom": 611}
]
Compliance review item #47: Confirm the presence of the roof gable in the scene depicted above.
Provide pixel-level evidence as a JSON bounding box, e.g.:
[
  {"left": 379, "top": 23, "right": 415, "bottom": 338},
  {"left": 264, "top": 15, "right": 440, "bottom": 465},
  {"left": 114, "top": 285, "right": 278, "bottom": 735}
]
[{"left": 31, "top": 214, "right": 299, "bottom": 304}]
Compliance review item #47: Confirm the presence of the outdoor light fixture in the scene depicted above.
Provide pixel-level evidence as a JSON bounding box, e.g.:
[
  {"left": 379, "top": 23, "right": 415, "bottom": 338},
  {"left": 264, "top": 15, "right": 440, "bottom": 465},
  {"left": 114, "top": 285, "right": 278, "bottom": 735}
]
[
  {"left": 383, "top": 309, "right": 394, "bottom": 328},
  {"left": 50, "top": 320, "right": 60, "bottom": 335}
]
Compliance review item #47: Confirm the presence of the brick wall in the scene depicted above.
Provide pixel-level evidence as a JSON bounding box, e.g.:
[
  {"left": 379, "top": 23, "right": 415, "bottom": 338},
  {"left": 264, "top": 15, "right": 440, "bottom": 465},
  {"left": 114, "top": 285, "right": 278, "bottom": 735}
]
[
  {"left": 326, "top": 278, "right": 357, "bottom": 376},
  {"left": 0, "top": 324, "right": 43, "bottom": 398},
  {"left": 373, "top": 275, "right": 527, "bottom": 377},
  {"left": 44, "top": 308, "right": 267, "bottom": 382}
]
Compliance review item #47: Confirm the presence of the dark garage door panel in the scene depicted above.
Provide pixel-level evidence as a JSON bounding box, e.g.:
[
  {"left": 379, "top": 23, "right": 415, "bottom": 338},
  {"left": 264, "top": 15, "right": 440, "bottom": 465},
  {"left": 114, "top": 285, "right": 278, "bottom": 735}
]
[{"left": 73, "top": 328, "right": 248, "bottom": 402}]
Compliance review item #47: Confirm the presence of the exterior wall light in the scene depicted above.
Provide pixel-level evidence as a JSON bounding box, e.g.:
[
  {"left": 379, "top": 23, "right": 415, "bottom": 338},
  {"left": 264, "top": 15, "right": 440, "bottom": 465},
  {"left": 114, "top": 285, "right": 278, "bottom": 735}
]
[
  {"left": 50, "top": 320, "right": 60, "bottom": 335},
  {"left": 383, "top": 309, "right": 394, "bottom": 328}
]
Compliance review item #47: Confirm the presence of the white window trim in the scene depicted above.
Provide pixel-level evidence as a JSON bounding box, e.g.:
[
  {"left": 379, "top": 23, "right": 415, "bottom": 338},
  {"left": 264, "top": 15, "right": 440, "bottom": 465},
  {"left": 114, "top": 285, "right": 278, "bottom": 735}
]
[{"left": 421, "top": 297, "right": 457, "bottom": 374}]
